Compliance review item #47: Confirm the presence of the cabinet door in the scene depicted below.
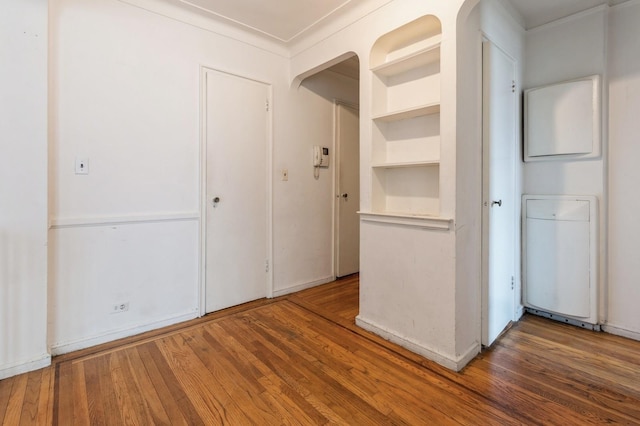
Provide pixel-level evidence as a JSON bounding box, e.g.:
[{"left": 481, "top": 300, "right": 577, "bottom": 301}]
[
  {"left": 525, "top": 219, "right": 591, "bottom": 317},
  {"left": 525, "top": 199, "right": 592, "bottom": 318}
]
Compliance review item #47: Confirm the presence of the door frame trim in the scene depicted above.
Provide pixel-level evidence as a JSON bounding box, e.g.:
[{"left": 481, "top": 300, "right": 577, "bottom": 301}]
[
  {"left": 198, "top": 66, "right": 274, "bottom": 316},
  {"left": 332, "top": 100, "right": 359, "bottom": 278}
]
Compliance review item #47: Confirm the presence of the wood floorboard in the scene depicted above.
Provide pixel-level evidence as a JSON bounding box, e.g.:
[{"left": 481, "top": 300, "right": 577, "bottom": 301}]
[
  {"left": 2, "top": 374, "right": 27, "bottom": 426},
  {"left": 518, "top": 315, "right": 640, "bottom": 365},
  {"left": 214, "top": 318, "right": 331, "bottom": 425},
  {"left": 17, "top": 370, "right": 39, "bottom": 425},
  {"left": 272, "top": 303, "right": 515, "bottom": 425},
  {"left": 500, "top": 333, "right": 640, "bottom": 399},
  {"left": 0, "top": 375, "right": 13, "bottom": 424},
  {"left": 79, "top": 356, "right": 103, "bottom": 426},
  {"left": 37, "top": 368, "right": 53, "bottom": 426},
  {"left": 136, "top": 341, "right": 203, "bottom": 425},
  {"left": 2, "top": 274, "right": 640, "bottom": 424}
]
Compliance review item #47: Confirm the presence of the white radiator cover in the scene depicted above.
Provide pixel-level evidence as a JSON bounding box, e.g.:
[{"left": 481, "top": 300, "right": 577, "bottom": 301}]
[{"left": 522, "top": 195, "right": 598, "bottom": 324}]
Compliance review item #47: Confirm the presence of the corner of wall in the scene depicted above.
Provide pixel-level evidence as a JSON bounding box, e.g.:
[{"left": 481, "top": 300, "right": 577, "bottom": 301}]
[
  {"left": 0, "top": 0, "right": 50, "bottom": 379},
  {"left": 356, "top": 315, "right": 469, "bottom": 371},
  {"left": 0, "top": 355, "right": 51, "bottom": 381}
]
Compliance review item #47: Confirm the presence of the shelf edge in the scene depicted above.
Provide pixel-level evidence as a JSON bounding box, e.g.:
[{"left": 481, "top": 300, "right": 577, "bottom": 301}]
[
  {"left": 371, "top": 160, "right": 440, "bottom": 169},
  {"left": 358, "top": 211, "right": 453, "bottom": 230},
  {"left": 371, "top": 42, "right": 441, "bottom": 75},
  {"left": 372, "top": 103, "right": 440, "bottom": 122}
]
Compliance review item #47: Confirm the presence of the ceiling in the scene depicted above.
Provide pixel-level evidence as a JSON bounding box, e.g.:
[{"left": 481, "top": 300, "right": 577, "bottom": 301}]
[
  {"left": 175, "top": 0, "right": 355, "bottom": 42},
  {"left": 170, "top": 0, "right": 631, "bottom": 45},
  {"left": 507, "top": 0, "right": 629, "bottom": 29}
]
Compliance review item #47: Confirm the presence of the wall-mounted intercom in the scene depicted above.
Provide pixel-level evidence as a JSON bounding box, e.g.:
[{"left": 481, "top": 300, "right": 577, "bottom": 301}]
[
  {"left": 313, "top": 146, "right": 329, "bottom": 180},
  {"left": 313, "top": 146, "right": 330, "bottom": 168}
]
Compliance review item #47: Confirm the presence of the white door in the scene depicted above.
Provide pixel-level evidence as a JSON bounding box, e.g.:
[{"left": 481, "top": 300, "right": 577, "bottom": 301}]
[
  {"left": 482, "top": 41, "right": 517, "bottom": 346},
  {"left": 335, "top": 103, "right": 360, "bottom": 278},
  {"left": 204, "top": 69, "right": 270, "bottom": 313}
]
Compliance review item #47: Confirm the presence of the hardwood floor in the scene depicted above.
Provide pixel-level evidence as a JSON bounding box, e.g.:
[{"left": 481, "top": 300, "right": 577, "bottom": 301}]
[{"left": 2, "top": 274, "right": 640, "bottom": 424}]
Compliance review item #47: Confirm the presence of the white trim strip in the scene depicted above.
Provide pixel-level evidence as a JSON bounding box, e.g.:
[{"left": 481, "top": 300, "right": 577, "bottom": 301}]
[
  {"left": 526, "top": 4, "right": 607, "bottom": 34},
  {"left": 602, "top": 323, "right": 640, "bottom": 342},
  {"left": 50, "top": 212, "right": 200, "bottom": 229}
]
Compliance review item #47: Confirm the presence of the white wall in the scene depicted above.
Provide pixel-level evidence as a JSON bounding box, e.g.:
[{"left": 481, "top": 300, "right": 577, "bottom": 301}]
[
  {"left": 291, "top": 0, "right": 482, "bottom": 370},
  {"left": 48, "top": 0, "right": 289, "bottom": 353},
  {"left": 273, "top": 68, "right": 359, "bottom": 295},
  {"left": 0, "top": 0, "right": 50, "bottom": 378},
  {"left": 47, "top": 0, "right": 359, "bottom": 354},
  {"left": 606, "top": 0, "right": 640, "bottom": 338},
  {"left": 454, "top": 0, "right": 482, "bottom": 362},
  {"left": 523, "top": 7, "right": 607, "bottom": 324},
  {"left": 49, "top": 222, "right": 199, "bottom": 352},
  {"left": 518, "top": 2, "right": 640, "bottom": 339}
]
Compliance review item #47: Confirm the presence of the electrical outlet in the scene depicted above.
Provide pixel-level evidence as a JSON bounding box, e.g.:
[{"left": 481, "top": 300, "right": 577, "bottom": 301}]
[{"left": 112, "top": 302, "right": 129, "bottom": 314}]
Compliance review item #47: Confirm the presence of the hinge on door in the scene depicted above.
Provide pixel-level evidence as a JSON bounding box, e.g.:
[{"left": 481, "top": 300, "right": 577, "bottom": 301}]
[
  {"left": 265, "top": 259, "right": 270, "bottom": 273},
  {"left": 511, "top": 276, "right": 515, "bottom": 290},
  {"left": 511, "top": 80, "right": 516, "bottom": 93},
  {"left": 266, "top": 99, "right": 270, "bottom": 112}
]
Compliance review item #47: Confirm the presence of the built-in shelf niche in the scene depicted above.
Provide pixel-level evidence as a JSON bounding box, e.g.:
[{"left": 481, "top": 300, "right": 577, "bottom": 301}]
[
  {"left": 368, "top": 15, "right": 442, "bottom": 218},
  {"left": 371, "top": 45, "right": 441, "bottom": 118},
  {"left": 372, "top": 165, "right": 440, "bottom": 215},
  {"left": 372, "top": 113, "right": 440, "bottom": 165}
]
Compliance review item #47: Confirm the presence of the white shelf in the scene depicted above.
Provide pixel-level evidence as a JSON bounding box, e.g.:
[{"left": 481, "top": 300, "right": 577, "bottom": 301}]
[
  {"left": 372, "top": 43, "right": 441, "bottom": 77},
  {"left": 373, "top": 103, "right": 440, "bottom": 122},
  {"left": 359, "top": 211, "right": 452, "bottom": 230},
  {"left": 369, "top": 18, "right": 442, "bottom": 219},
  {"left": 371, "top": 160, "right": 439, "bottom": 169}
]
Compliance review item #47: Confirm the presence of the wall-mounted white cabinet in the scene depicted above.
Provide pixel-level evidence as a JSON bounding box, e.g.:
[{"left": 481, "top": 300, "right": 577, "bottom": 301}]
[
  {"left": 524, "top": 75, "right": 601, "bottom": 162},
  {"left": 368, "top": 15, "right": 442, "bottom": 218},
  {"left": 522, "top": 195, "right": 598, "bottom": 325}
]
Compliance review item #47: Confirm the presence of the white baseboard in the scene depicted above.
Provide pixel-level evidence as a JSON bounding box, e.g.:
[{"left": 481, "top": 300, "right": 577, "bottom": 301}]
[
  {"left": 355, "top": 315, "right": 480, "bottom": 372},
  {"left": 602, "top": 323, "right": 640, "bottom": 342},
  {"left": 272, "top": 275, "right": 335, "bottom": 298},
  {"left": 50, "top": 310, "right": 199, "bottom": 356},
  {"left": 456, "top": 342, "right": 482, "bottom": 370},
  {"left": 0, "top": 353, "right": 51, "bottom": 380}
]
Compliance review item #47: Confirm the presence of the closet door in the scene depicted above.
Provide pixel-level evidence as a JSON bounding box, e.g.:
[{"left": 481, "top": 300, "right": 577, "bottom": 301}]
[
  {"left": 482, "top": 41, "right": 517, "bottom": 346},
  {"left": 336, "top": 103, "right": 360, "bottom": 277},
  {"left": 204, "top": 69, "right": 271, "bottom": 313}
]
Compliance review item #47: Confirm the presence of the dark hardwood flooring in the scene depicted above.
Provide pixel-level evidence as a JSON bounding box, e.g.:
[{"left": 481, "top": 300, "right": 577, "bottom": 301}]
[{"left": 1, "top": 274, "right": 640, "bottom": 424}]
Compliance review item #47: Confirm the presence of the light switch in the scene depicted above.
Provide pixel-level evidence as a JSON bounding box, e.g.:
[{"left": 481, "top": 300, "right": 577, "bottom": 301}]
[
  {"left": 281, "top": 169, "right": 288, "bottom": 181},
  {"left": 75, "top": 157, "right": 89, "bottom": 175}
]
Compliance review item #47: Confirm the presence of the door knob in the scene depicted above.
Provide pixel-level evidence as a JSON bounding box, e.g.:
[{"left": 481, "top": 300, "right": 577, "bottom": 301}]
[
  {"left": 212, "top": 196, "right": 220, "bottom": 207},
  {"left": 341, "top": 193, "right": 348, "bottom": 199},
  {"left": 491, "top": 200, "right": 502, "bottom": 207}
]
